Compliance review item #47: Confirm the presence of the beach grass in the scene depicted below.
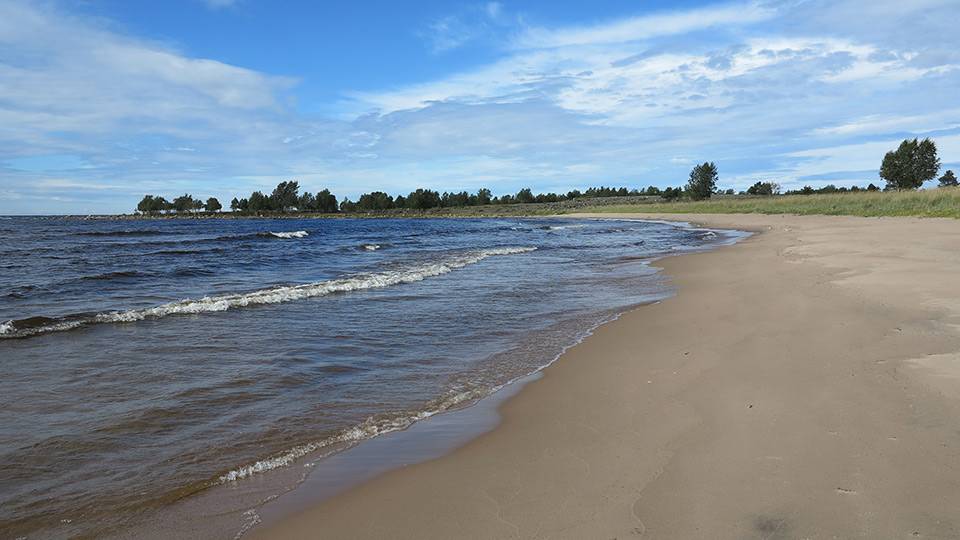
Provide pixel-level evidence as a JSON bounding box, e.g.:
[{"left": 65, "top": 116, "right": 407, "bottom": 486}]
[{"left": 565, "top": 187, "right": 960, "bottom": 219}]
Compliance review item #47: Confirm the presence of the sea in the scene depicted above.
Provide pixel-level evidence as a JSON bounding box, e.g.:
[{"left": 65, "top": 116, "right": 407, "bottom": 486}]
[{"left": 0, "top": 216, "right": 746, "bottom": 539}]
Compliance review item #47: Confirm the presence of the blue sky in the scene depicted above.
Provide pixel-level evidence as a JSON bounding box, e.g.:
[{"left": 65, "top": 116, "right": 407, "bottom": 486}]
[{"left": 1, "top": 0, "right": 959, "bottom": 214}]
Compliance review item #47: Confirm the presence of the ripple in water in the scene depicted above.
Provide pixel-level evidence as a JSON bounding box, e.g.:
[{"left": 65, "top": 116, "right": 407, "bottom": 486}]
[{"left": 0, "top": 216, "right": 748, "bottom": 539}]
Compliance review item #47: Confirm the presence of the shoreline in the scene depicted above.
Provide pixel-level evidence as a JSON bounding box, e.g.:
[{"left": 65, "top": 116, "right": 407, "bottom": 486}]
[
  {"left": 104, "top": 216, "right": 745, "bottom": 540},
  {"left": 245, "top": 213, "right": 960, "bottom": 539}
]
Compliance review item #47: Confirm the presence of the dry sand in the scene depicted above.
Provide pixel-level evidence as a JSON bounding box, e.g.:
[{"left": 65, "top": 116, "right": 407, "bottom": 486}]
[{"left": 248, "top": 213, "right": 960, "bottom": 539}]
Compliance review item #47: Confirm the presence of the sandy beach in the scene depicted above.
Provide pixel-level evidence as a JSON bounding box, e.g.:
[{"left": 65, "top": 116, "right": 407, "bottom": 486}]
[{"left": 249, "top": 213, "right": 960, "bottom": 539}]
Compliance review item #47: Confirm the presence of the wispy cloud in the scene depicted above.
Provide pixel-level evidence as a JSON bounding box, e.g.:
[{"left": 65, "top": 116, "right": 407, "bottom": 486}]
[
  {"left": 420, "top": 2, "right": 517, "bottom": 53},
  {"left": 2, "top": 0, "right": 960, "bottom": 214},
  {"left": 812, "top": 112, "right": 960, "bottom": 137},
  {"left": 516, "top": 1, "right": 774, "bottom": 48},
  {"left": 344, "top": 0, "right": 960, "bottom": 189},
  {"left": 202, "top": 0, "right": 238, "bottom": 10}
]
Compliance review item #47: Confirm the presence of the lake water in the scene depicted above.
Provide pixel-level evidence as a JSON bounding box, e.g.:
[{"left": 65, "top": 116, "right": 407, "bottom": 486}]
[{"left": 0, "top": 216, "right": 745, "bottom": 538}]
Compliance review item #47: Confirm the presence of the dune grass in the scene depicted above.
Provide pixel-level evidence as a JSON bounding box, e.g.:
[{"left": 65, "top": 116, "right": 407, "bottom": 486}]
[{"left": 569, "top": 187, "right": 960, "bottom": 219}]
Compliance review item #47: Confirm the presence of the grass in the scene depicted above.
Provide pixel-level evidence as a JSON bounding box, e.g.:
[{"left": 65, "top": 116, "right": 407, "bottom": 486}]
[{"left": 565, "top": 187, "right": 960, "bottom": 219}]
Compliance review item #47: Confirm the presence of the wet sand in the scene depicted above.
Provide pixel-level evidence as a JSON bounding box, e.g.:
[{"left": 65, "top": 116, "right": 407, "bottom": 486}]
[{"left": 249, "top": 213, "right": 960, "bottom": 539}]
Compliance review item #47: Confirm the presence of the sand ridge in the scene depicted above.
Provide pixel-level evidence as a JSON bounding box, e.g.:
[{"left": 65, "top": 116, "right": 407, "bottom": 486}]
[{"left": 249, "top": 213, "right": 960, "bottom": 539}]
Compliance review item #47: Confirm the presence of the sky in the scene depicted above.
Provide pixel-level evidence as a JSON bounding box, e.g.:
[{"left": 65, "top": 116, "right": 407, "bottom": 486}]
[{"left": 1, "top": 0, "right": 959, "bottom": 214}]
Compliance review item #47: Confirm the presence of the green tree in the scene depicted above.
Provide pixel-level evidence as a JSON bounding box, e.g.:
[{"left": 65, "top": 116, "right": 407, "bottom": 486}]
[
  {"left": 447, "top": 191, "right": 470, "bottom": 207},
  {"left": 205, "top": 197, "right": 222, "bottom": 213},
  {"left": 271, "top": 181, "right": 300, "bottom": 212},
  {"left": 535, "top": 192, "right": 560, "bottom": 203},
  {"left": 137, "top": 195, "right": 158, "bottom": 215},
  {"left": 662, "top": 187, "right": 682, "bottom": 200},
  {"left": 173, "top": 193, "right": 196, "bottom": 213},
  {"left": 357, "top": 191, "right": 394, "bottom": 211},
  {"left": 230, "top": 197, "right": 241, "bottom": 212},
  {"left": 339, "top": 197, "right": 357, "bottom": 212},
  {"left": 880, "top": 138, "right": 940, "bottom": 190},
  {"left": 938, "top": 170, "right": 957, "bottom": 187},
  {"left": 746, "top": 181, "right": 780, "bottom": 196},
  {"left": 405, "top": 188, "right": 441, "bottom": 210},
  {"left": 136, "top": 194, "right": 171, "bottom": 215},
  {"left": 316, "top": 189, "right": 338, "bottom": 213},
  {"left": 685, "top": 162, "right": 718, "bottom": 200},
  {"left": 476, "top": 188, "right": 492, "bottom": 205},
  {"left": 298, "top": 192, "right": 317, "bottom": 211},
  {"left": 515, "top": 188, "right": 534, "bottom": 204},
  {"left": 248, "top": 191, "right": 269, "bottom": 213}
]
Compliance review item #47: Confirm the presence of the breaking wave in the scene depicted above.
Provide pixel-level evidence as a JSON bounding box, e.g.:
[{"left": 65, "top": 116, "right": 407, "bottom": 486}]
[
  {"left": 0, "top": 247, "right": 536, "bottom": 339},
  {"left": 543, "top": 224, "right": 588, "bottom": 230},
  {"left": 262, "top": 231, "right": 308, "bottom": 239}
]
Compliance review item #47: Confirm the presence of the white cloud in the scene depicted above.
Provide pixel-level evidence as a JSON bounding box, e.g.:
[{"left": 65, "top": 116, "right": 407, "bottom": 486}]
[
  {"left": 3, "top": 0, "right": 960, "bottom": 214},
  {"left": 0, "top": 1, "right": 303, "bottom": 166},
  {"left": 517, "top": 2, "right": 774, "bottom": 48},
  {"left": 812, "top": 112, "right": 960, "bottom": 137}
]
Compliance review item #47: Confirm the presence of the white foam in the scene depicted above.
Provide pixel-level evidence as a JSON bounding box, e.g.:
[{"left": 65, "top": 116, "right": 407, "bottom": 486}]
[
  {"left": 270, "top": 231, "right": 308, "bottom": 239},
  {"left": 3, "top": 247, "right": 537, "bottom": 339},
  {"left": 362, "top": 244, "right": 381, "bottom": 251},
  {"left": 218, "top": 382, "right": 495, "bottom": 483}
]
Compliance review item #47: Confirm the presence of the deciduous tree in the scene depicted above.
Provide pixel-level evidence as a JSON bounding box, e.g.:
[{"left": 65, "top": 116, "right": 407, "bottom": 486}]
[
  {"left": 172, "top": 194, "right": 195, "bottom": 213},
  {"left": 316, "top": 189, "right": 338, "bottom": 213},
  {"left": 938, "top": 170, "right": 957, "bottom": 187},
  {"left": 685, "top": 162, "right": 718, "bottom": 200},
  {"left": 880, "top": 138, "right": 940, "bottom": 190},
  {"left": 271, "top": 181, "right": 300, "bottom": 212}
]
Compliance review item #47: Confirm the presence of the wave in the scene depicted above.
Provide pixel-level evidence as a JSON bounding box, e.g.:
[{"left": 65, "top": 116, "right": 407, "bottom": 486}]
[
  {"left": 147, "top": 248, "right": 226, "bottom": 256},
  {"left": 79, "top": 270, "right": 151, "bottom": 282},
  {"left": 0, "top": 247, "right": 536, "bottom": 339},
  {"left": 260, "top": 231, "right": 308, "bottom": 239},
  {"left": 173, "top": 267, "right": 217, "bottom": 277},
  {"left": 360, "top": 244, "right": 381, "bottom": 251},
  {"left": 76, "top": 230, "right": 178, "bottom": 237},
  {"left": 218, "top": 383, "right": 497, "bottom": 483},
  {"left": 543, "top": 224, "right": 588, "bottom": 230},
  {"left": 216, "top": 296, "right": 616, "bottom": 485}
]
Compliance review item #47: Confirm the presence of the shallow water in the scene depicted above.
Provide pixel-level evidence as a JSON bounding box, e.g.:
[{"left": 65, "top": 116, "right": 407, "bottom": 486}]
[{"left": 0, "top": 216, "right": 743, "bottom": 538}]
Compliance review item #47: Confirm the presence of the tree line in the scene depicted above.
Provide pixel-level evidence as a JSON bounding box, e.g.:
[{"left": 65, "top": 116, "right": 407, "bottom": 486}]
[
  {"left": 136, "top": 181, "right": 695, "bottom": 215},
  {"left": 137, "top": 194, "right": 222, "bottom": 214},
  {"left": 135, "top": 138, "right": 954, "bottom": 215}
]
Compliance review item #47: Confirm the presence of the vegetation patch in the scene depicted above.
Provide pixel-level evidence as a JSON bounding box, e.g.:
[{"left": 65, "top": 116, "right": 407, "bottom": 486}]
[{"left": 567, "top": 187, "right": 960, "bottom": 219}]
